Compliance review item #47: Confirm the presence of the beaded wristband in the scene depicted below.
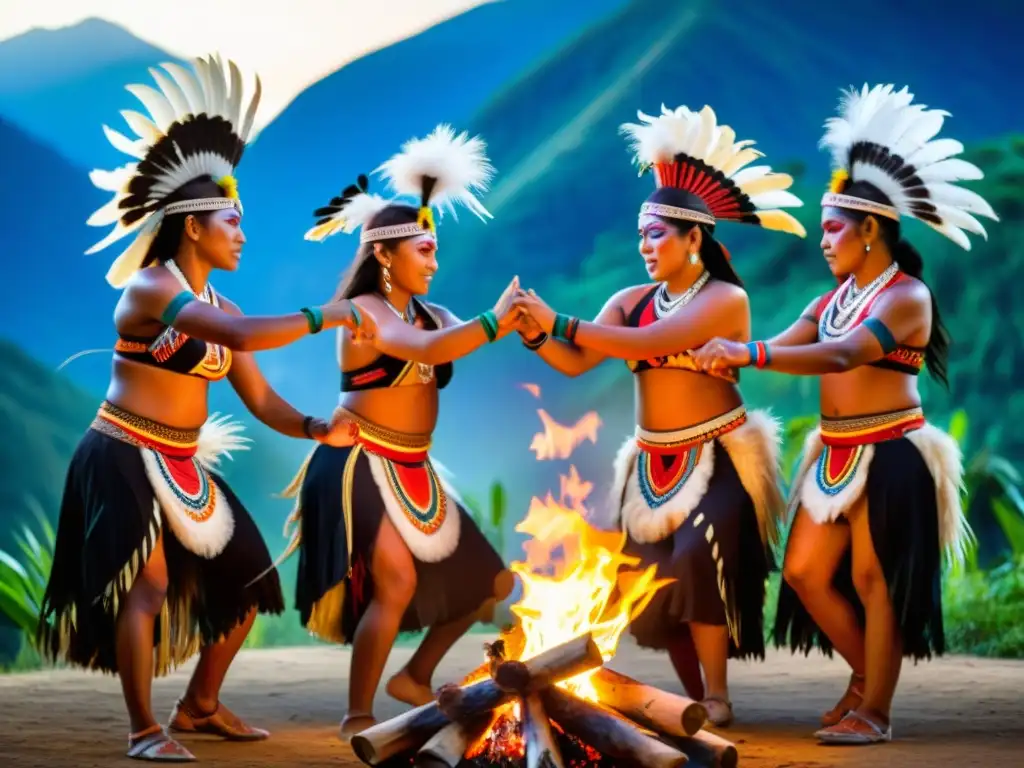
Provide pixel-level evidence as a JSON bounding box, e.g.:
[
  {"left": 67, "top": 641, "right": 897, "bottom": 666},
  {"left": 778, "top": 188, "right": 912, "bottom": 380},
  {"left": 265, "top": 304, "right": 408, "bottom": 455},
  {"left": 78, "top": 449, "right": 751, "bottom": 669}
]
[
  {"left": 301, "top": 307, "right": 324, "bottom": 334},
  {"left": 478, "top": 310, "right": 499, "bottom": 342},
  {"left": 522, "top": 331, "right": 548, "bottom": 350},
  {"left": 552, "top": 313, "right": 577, "bottom": 341},
  {"left": 746, "top": 341, "right": 771, "bottom": 368}
]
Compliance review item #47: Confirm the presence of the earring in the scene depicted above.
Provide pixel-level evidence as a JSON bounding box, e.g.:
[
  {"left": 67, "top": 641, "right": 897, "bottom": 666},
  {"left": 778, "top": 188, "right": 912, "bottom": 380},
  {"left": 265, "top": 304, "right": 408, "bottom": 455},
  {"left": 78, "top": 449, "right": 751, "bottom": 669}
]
[
  {"left": 382, "top": 266, "right": 392, "bottom": 294},
  {"left": 865, "top": 243, "right": 872, "bottom": 253},
  {"left": 689, "top": 251, "right": 699, "bottom": 265}
]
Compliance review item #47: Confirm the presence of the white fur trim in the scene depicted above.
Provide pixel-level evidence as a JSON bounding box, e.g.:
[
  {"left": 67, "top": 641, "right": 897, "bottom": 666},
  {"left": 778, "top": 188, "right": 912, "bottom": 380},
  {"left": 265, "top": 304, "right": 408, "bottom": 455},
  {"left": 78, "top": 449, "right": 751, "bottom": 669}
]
[
  {"left": 610, "top": 435, "right": 716, "bottom": 544},
  {"left": 718, "top": 409, "right": 786, "bottom": 548},
  {"left": 905, "top": 424, "right": 974, "bottom": 567},
  {"left": 798, "top": 437, "right": 875, "bottom": 525},
  {"left": 195, "top": 412, "right": 251, "bottom": 471},
  {"left": 365, "top": 452, "right": 461, "bottom": 563}
]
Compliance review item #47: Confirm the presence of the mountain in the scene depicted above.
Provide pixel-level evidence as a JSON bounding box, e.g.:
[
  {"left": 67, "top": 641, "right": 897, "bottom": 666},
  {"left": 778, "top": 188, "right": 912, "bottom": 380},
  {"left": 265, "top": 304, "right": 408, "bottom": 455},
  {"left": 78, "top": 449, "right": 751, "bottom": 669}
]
[{"left": 0, "top": 18, "right": 182, "bottom": 168}]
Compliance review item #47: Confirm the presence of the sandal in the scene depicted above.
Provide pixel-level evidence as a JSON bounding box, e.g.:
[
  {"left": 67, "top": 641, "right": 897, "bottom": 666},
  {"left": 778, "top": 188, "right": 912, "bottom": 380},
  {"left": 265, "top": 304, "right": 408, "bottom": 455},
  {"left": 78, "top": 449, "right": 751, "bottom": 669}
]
[
  {"left": 701, "top": 696, "right": 734, "bottom": 727},
  {"left": 127, "top": 726, "right": 197, "bottom": 762},
  {"left": 169, "top": 698, "right": 269, "bottom": 741},
  {"left": 815, "top": 710, "right": 892, "bottom": 744},
  {"left": 821, "top": 673, "right": 864, "bottom": 727},
  {"left": 339, "top": 713, "right": 377, "bottom": 741}
]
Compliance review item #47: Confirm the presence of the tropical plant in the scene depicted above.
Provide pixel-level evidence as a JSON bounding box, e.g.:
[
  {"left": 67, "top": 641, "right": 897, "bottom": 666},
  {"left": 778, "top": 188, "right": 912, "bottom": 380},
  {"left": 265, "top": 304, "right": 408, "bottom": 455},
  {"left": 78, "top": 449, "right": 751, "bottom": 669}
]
[
  {"left": 463, "top": 481, "right": 508, "bottom": 559},
  {"left": 0, "top": 497, "right": 54, "bottom": 649},
  {"left": 946, "top": 409, "right": 1024, "bottom": 570}
]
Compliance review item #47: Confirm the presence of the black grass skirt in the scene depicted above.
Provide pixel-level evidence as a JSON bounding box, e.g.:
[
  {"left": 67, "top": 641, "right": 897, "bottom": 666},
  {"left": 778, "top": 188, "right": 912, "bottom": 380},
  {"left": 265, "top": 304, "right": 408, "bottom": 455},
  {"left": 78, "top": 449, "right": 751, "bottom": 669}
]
[
  {"left": 773, "top": 437, "right": 945, "bottom": 660},
  {"left": 625, "top": 442, "right": 769, "bottom": 660},
  {"left": 36, "top": 428, "right": 284, "bottom": 675},
  {"left": 294, "top": 443, "right": 509, "bottom": 643}
]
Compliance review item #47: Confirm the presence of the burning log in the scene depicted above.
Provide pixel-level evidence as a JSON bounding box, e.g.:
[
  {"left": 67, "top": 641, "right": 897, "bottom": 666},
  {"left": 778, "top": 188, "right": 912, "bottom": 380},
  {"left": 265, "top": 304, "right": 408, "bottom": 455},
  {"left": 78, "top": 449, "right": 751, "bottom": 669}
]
[
  {"left": 674, "top": 728, "right": 739, "bottom": 768},
  {"left": 541, "top": 686, "right": 689, "bottom": 768},
  {"left": 415, "top": 714, "right": 492, "bottom": 768},
  {"left": 522, "top": 693, "right": 564, "bottom": 768},
  {"left": 350, "top": 633, "right": 602, "bottom": 764},
  {"left": 590, "top": 667, "right": 707, "bottom": 737}
]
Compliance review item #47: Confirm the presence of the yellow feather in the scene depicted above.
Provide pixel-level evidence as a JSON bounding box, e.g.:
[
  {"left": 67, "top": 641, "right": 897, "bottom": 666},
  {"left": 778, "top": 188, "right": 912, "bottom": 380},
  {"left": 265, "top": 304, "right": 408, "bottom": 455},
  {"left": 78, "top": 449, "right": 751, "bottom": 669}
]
[{"left": 829, "top": 168, "right": 849, "bottom": 194}]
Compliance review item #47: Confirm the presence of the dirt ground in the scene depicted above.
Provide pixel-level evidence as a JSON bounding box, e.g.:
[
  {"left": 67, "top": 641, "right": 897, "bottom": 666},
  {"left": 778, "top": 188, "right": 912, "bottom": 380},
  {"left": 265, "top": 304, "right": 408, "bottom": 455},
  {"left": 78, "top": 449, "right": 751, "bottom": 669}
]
[{"left": 1, "top": 634, "right": 1022, "bottom": 767}]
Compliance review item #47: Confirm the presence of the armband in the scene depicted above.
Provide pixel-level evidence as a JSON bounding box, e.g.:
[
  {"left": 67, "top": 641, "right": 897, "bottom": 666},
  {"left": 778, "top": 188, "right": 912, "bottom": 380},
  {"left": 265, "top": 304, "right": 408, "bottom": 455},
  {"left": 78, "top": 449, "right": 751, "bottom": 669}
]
[
  {"left": 300, "top": 307, "right": 324, "bottom": 334},
  {"left": 862, "top": 317, "right": 897, "bottom": 354},
  {"left": 160, "top": 291, "right": 195, "bottom": 325},
  {"left": 552, "top": 313, "right": 579, "bottom": 341},
  {"left": 478, "top": 310, "right": 498, "bottom": 342},
  {"left": 302, "top": 415, "right": 315, "bottom": 439},
  {"left": 745, "top": 341, "right": 771, "bottom": 368},
  {"left": 349, "top": 303, "right": 362, "bottom": 328}
]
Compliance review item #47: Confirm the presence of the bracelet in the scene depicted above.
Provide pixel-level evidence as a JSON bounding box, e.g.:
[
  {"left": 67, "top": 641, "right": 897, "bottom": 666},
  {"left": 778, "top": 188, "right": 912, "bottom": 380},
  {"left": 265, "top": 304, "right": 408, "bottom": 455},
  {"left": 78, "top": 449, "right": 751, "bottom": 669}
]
[
  {"left": 746, "top": 341, "right": 771, "bottom": 368},
  {"left": 302, "top": 415, "right": 315, "bottom": 439},
  {"left": 552, "top": 313, "right": 577, "bottom": 341},
  {"left": 521, "top": 331, "right": 548, "bottom": 350},
  {"left": 349, "top": 302, "right": 362, "bottom": 328},
  {"left": 478, "top": 310, "right": 499, "bottom": 342},
  {"left": 300, "top": 307, "right": 324, "bottom": 334}
]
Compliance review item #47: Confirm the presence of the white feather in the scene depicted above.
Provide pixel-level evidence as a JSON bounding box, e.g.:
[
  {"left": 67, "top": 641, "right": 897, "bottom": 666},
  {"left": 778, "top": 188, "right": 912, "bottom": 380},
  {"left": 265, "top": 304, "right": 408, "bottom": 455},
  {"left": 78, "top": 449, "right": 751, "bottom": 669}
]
[
  {"left": 305, "top": 191, "right": 390, "bottom": 242},
  {"left": 120, "top": 109, "right": 163, "bottom": 145},
  {"left": 820, "top": 83, "right": 998, "bottom": 250},
  {"left": 376, "top": 124, "right": 495, "bottom": 222},
  {"left": 102, "top": 125, "right": 146, "bottom": 160},
  {"left": 196, "top": 413, "right": 251, "bottom": 471},
  {"left": 148, "top": 67, "right": 192, "bottom": 118},
  {"left": 125, "top": 84, "right": 177, "bottom": 133}
]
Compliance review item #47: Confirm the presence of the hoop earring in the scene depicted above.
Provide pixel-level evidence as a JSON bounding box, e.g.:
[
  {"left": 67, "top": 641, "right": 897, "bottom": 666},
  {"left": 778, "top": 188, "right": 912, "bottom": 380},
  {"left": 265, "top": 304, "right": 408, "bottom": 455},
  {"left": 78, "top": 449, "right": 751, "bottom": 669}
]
[
  {"left": 382, "top": 266, "right": 392, "bottom": 294},
  {"left": 689, "top": 251, "right": 699, "bottom": 265}
]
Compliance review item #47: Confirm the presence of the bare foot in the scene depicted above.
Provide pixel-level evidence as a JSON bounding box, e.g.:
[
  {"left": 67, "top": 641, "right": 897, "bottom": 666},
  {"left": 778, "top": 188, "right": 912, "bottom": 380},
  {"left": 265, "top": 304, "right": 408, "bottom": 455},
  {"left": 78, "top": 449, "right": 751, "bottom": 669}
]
[
  {"left": 386, "top": 669, "right": 435, "bottom": 707},
  {"left": 339, "top": 713, "right": 376, "bottom": 740}
]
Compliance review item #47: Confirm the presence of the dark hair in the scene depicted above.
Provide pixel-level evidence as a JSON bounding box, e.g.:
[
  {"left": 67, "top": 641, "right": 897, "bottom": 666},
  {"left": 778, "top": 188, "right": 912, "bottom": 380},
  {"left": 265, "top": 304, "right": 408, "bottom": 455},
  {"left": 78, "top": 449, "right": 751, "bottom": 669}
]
[
  {"left": 141, "top": 176, "right": 228, "bottom": 268},
  {"left": 333, "top": 204, "right": 421, "bottom": 300},
  {"left": 833, "top": 180, "right": 951, "bottom": 389},
  {"left": 645, "top": 187, "right": 743, "bottom": 288}
]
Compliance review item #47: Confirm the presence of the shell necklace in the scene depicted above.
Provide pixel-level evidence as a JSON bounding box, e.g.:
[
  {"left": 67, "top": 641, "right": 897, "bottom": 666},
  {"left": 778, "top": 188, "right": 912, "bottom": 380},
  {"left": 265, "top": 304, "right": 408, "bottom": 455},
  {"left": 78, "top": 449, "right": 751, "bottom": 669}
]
[
  {"left": 819, "top": 262, "right": 899, "bottom": 340},
  {"left": 654, "top": 270, "right": 710, "bottom": 318}
]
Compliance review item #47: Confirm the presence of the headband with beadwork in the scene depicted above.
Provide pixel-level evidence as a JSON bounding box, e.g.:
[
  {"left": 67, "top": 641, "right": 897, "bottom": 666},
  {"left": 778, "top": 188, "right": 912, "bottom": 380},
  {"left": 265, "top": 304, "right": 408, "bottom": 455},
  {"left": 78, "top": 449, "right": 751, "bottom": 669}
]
[
  {"left": 620, "top": 103, "right": 806, "bottom": 237},
  {"left": 84, "top": 53, "right": 261, "bottom": 287},
  {"left": 305, "top": 124, "right": 494, "bottom": 246},
  {"left": 819, "top": 83, "right": 999, "bottom": 249}
]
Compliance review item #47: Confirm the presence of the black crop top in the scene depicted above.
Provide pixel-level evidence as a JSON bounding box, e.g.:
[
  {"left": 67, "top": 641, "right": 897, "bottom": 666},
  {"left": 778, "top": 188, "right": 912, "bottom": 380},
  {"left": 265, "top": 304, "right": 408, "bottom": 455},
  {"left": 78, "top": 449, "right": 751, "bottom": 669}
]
[
  {"left": 341, "top": 297, "right": 454, "bottom": 391},
  {"left": 114, "top": 286, "right": 231, "bottom": 381},
  {"left": 623, "top": 285, "right": 739, "bottom": 382}
]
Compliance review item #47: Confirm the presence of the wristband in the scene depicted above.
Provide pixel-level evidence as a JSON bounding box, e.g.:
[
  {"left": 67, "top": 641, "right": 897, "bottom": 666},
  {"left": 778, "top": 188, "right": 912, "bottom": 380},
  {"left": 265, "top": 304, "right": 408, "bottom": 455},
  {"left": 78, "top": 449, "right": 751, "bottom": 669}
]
[
  {"left": 302, "top": 415, "right": 315, "bottom": 439},
  {"left": 521, "top": 331, "right": 548, "bottom": 350},
  {"left": 746, "top": 341, "right": 771, "bottom": 368},
  {"left": 300, "top": 307, "right": 324, "bottom": 334},
  {"left": 552, "top": 313, "right": 577, "bottom": 341},
  {"left": 478, "top": 310, "right": 499, "bottom": 342},
  {"left": 161, "top": 291, "right": 195, "bottom": 325}
]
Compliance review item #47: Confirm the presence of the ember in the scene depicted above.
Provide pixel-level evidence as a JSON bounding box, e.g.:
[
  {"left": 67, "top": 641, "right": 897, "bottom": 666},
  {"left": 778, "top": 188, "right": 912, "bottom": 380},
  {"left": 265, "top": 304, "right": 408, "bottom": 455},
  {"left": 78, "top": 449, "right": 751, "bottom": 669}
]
[{"left": 350, "top": 402, "right": 740, "bottom": 768}]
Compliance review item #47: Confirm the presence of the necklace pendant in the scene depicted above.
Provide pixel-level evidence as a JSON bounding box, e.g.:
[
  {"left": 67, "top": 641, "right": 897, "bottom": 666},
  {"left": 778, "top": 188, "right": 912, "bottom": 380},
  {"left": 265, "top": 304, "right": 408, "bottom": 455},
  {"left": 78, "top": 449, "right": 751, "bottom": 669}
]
[{"left": 417, "top": 362, "right": 434, "bottom": 383}]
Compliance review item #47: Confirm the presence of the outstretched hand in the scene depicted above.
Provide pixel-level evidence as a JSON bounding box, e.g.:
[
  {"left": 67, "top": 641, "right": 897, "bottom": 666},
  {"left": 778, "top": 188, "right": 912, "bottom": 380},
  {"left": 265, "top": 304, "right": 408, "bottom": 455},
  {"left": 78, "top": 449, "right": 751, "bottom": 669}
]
[
  {"left": 510, "top": 288, "right": 556, "bottom": 335},
  {"left": 314, "top": 410, "right": 360, "bottom": 447},
  {"left": 693, "top": 337, "right": 751, "bottom": 372}
]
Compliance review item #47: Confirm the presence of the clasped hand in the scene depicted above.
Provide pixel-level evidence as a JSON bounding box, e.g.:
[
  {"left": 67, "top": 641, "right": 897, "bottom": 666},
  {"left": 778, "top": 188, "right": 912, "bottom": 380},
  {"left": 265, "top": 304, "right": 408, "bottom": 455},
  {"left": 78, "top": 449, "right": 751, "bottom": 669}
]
[{"left": 692, "top": 337, "right": 752, "bottom": 371}]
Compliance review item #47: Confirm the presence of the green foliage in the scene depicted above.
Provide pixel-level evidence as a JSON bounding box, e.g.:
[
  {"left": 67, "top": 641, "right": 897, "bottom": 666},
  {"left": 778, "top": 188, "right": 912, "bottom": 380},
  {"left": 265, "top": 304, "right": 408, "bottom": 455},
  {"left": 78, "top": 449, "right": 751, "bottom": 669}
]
[
  {"left": 943, "top": 556, "right": 1024, "bottom": 657},
  {"left": 463, "top": 480, "right": 509, "bottom": 559},
  {"left": 0, "top": 497, "right": 53, "bottom": 646}
]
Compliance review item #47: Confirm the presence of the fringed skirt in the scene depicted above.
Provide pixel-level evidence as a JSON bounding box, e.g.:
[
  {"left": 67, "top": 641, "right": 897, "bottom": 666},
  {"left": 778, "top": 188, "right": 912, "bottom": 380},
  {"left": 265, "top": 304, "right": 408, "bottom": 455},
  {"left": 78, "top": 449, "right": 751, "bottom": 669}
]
[
  {"left": 605, "top": 407, "right": 786, "bottom": 659},
  {"left": 36, "top": 401, "right": 284, "bottom": 676},
  {"left": 285, "top": 414, "right": 510, "bottom": 644},
  {"left": 773, "top": 407, "right": 971, "bottom": 660}
]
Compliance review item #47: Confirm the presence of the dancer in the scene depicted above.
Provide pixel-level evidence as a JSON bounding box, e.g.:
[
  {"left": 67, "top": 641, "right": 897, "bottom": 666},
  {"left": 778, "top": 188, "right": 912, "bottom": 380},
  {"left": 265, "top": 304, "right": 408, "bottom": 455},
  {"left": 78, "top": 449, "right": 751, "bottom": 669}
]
[
  {"left": 284, "top": 125, "right": 516, "bottom": 739},
  {"left": 512, "top": 104, "right": 806, "bottom": 725},
  {"left": 694, "top": 83, "right": 997, "bottom": 743},
  {"left": 37, "top": 55, "right": 367, "bottom": 762}
]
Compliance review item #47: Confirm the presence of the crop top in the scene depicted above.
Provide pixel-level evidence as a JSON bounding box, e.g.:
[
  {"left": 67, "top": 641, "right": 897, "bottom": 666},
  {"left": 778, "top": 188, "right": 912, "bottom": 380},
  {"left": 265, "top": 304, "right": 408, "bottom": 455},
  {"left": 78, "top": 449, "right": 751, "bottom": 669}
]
[
  {"left": 341, "top": 297, "right": 454, "bottom": 392},
  {"left": 113, "top": 284, "right": 231, "bottom": 381},
  {"left": 623, "top": 285, "right": 739, "bottom": 383},
  {"left": 812, "top": 271, "right": 926, "bottom": 376}
]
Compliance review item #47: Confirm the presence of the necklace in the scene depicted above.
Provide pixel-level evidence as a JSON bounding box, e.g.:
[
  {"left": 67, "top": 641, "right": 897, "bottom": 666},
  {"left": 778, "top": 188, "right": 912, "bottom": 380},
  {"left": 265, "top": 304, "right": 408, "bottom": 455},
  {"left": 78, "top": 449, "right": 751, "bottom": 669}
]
[
  {"left": 819, "top": 262, "right": 899, "bottom": 340},
  {"left": 378, "top": 293, "right": 434, "bottom": 384},
  {"left": 654, "top": 270, "right": 710, "bottom": 318}
]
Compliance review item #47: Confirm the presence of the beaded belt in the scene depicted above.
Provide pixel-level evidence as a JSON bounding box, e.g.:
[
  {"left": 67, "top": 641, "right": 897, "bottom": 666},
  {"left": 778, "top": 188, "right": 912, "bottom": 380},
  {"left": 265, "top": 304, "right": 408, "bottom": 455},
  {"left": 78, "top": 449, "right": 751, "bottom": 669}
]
[
  {"left": 635, "top": 406, "right": 747, "bottom": 453},
  {"left": 333, "top": 406, "right": 432, "bottom": 462},
  {"left": 820, "top": 407, "right": 925, "bottom": 447},
  {"left": 91, "top": 401, "right": 200, "bottom": 458}
]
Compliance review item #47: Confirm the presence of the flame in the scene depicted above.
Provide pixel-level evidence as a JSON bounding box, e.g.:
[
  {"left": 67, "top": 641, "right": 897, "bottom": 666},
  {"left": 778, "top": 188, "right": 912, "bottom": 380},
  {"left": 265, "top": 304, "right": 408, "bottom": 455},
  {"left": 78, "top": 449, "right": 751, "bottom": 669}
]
[{"left": 468, "top": 404, "right": 672, "bottom": 762}]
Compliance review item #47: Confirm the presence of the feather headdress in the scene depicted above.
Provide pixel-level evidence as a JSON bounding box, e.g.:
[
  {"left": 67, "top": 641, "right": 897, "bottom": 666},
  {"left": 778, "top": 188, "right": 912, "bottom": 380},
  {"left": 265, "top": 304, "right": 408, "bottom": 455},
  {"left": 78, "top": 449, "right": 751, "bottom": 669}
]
[
  {"left": 820, "top": 84, "right": 999, "bottom": 250},
  {"left": 620, "top": 104, "right": 806, "bottom": 237},
  {"left": 86, "top": 53, "right": 262, "bottom": 287},
  {"left": 305, "top": 123, "right": 494, "bottom": 245}
]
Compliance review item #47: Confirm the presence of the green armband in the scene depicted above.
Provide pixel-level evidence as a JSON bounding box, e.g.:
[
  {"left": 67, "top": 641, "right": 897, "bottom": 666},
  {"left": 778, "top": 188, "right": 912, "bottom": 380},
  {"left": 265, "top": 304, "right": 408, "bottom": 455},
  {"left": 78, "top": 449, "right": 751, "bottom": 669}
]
[
  {"left": 300, "top": 306, "right": 324, "bottom": 334},
  {"left": 863, "top": 317, "right": 897, "bottom": 354},
  {"left": 160, "top": 291, "right": 195, "bottom": 325},
  {"left": 478, "top": 310, "right": 498, "bottom": 342},
  {"left": 349, "top": 303, "right": 362, "bottom": 328}
]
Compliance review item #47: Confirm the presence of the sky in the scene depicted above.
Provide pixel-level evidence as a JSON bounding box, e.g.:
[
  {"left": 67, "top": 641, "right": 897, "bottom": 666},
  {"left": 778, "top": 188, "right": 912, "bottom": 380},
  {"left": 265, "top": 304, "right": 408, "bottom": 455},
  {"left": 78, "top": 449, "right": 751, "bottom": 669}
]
[{"left": 0, "top": 0, "right": 495, "bottom": 126}]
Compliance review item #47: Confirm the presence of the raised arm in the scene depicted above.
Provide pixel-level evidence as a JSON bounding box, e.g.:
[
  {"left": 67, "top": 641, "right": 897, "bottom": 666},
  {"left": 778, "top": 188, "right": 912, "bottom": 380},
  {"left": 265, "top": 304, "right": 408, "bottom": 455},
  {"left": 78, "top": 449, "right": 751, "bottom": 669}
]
[
  {"left": 356, "top": 277, "right": 520, "bottom": 366},
  {"left": 126, "top": 267, "right": 364, "bottom": 352},
  {"left": 516, "top": 287, "right": 634, "bottom": 377},
  {"left": 695, "top": 282, "right": 929, "bottom": 376},
  {"left": 514, "top": 282, "right": 749, "bottom": 361},
  {"left": 220, "top": 296, "right": 356, "bottom": 445},
  {"left": 766, "top": 295, "right": 826, "bottom": 347}
]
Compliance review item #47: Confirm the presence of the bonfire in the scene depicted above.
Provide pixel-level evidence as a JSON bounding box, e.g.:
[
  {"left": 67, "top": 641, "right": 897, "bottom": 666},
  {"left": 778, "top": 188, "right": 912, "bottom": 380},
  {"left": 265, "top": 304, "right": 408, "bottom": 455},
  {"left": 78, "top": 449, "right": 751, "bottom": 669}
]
[{"left": 350, "top": 392, "right": 739, "bottom": 768}]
